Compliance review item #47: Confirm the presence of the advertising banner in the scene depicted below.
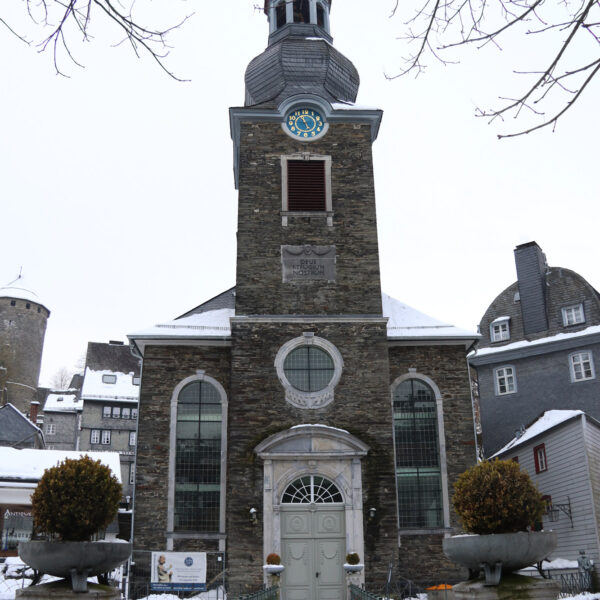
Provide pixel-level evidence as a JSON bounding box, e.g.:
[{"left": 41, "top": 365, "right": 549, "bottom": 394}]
[{"left": 150, "top": 552, "right": 207, "bottom": 592}]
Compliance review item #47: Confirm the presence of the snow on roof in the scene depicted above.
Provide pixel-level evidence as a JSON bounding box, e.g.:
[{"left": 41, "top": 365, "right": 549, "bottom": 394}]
[
  {"left": 493, "top": 410, "right": 584, "bottom": 457},
  {"left": 491, "top": 316, "right": 510, "bottom": 323},
  {"left": 0, "top": 448, "right": 122, "bottom": 483},
  {"left": 383, "top": 294, "right": 479, "bottom": 340},
  {"left": 81, "top": 367, "right": 139, "bottom": 402},
  {"left": 43, "top": 393, "right": 82, "bottom": 413},
  {"left": 128, "top": 295, "right": 478, "bottom": 349},
  {"left": 130, "top": 308, "right": 234, "bottom": 339},
  {"left": 331, "top": 101, "right": 379, "bottom": 111},
  {"left": 472, "top": 324, "right": 600, "bottom": 358},
  {"left": 291, "top": 423, "right": 349, "bottom": 434}
]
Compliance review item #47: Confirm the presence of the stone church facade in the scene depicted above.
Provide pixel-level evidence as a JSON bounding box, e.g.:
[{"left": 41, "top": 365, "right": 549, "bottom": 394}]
[{"left": 129, "top": 1, "right": 479, "bottom": 595}]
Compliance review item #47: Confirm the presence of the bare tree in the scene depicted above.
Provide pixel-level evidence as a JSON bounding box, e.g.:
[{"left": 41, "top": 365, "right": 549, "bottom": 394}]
[
  {"left": 388, "top": 0, "right": 600, "bottom": 137},
  {"left": 51, "top": 366, "right": 74, "bottom": 390},
  {"left": 2, "top": 0, "right": 192, "bottom": 79}
]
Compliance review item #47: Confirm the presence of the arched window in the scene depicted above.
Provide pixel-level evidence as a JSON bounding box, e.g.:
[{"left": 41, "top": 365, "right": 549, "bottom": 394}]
[
  {"left": 174, "top": 380, "right": 222, "bottom": 531},
  {"left": 393, "top": 378, "right": 443, "bottom": 528},
  {"left": 282, "top": 475, "right": 343, "bottom": 503}
]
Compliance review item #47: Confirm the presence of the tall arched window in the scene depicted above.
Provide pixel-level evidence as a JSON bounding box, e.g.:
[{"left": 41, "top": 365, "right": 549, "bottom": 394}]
[
  {"left": 174, "top": 380, "right": 222, "bottom": 531},
  {"left": 393, "top": 378, "right": 443, "bottom": 528}
]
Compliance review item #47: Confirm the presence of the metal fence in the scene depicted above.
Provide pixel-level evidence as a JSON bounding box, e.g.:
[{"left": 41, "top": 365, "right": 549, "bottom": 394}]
[
  {"left": 556, "top": 571, "right": 593, "bottom": 597},
  {"left": 229, "top": 585, "right": 279, "bottom": 600},
  {"left": 349, "top": 584, "right": 384, "bottom": 600}
]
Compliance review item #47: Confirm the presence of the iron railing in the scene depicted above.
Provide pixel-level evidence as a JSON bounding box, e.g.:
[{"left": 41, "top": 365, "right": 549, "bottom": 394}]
[
  {"left": 231, "top": 584, "right": 279, "bottom": 600},
  {"left": 349, "top": 584, "right": 384, "bottom": 600},
  {"left": 557, "top": 571, "right": 592, "bottom": 597}
]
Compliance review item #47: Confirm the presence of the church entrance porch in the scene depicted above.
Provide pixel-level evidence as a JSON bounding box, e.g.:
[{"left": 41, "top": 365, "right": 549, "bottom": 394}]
[{"left": 254, "top": 425, "right": 369, "bottom": 599}]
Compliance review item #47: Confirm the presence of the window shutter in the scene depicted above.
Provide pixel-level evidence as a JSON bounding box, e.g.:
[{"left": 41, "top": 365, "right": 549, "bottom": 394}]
[{"left": 287, "top": 160, "right": 326, "bottom": 211}]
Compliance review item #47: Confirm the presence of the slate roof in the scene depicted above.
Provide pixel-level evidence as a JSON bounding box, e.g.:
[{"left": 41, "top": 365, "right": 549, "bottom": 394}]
[
  {"left": 245, "top": 33, "right": 359, "bottom": 108},
  {"left": 85, "top": 341, "right": 140, "bottom": 376},
  {"left": 129, "top": 290, "right": 479, "bottom": 354},
  {"left": 0, "top": 403, "right": 43, "bottom": 448},
  {"left": 178, "top": 287, "right": 235, "bottom": 318}
]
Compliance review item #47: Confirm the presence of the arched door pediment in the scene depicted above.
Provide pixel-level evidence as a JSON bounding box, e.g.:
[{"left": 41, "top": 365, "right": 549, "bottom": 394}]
[{"left": 254, "top": 424, "right": 369, "bottom": 459}]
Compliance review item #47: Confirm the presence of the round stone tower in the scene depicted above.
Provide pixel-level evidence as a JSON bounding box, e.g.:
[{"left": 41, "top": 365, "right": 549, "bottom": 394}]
[{"left": 0, "top": 276, "right": 50, "bottom": 416}]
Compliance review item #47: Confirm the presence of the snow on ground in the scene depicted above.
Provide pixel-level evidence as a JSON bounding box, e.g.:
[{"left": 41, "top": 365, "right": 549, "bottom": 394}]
[{"left": 1, "top": 562, "right": 598, "bottom": 600}]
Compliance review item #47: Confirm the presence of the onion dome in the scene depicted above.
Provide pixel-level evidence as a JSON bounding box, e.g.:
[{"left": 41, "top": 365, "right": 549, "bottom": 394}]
[{"left": 245, "top": 0, "right": 359, "bottom": 107}]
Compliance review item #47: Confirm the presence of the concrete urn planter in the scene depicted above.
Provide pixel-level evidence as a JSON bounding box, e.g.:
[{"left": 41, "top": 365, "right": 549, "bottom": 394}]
[
  {"left": 443, "top": 531, "right": 557, "bottom": 585},
  {"left": 19, "top": 540, "right": 132, "bottom": 593}
]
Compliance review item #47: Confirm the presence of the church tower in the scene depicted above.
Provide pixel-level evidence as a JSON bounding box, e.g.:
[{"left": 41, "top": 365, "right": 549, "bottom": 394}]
[{"left": 227, "top": 1, "right": 396, "bottom": 594}]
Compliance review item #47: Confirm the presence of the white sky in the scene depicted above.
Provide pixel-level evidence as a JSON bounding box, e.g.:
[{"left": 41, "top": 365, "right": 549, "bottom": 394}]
[{"left": 1, "top": 1, "right": 598, "bottom": 386}]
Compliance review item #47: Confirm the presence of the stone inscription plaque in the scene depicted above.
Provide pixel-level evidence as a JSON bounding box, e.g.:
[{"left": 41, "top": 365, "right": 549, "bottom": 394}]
[{"left": 282, "top": 245, "right": 336, "bottom": 283}]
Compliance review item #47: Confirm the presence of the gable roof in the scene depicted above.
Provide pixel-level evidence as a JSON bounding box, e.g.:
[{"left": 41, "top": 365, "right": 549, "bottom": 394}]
[
  {"left": 0, "top": 403, "right": 43, "bottom": 447},
  {"left": 85, "top": 341, "right": 140, "bottom": 375},
  {"left": 493, "top": 410, "right": 585, "bottom": 457},
  {"left": 128, "top": 289, "right": 479, "bottom": 355}
]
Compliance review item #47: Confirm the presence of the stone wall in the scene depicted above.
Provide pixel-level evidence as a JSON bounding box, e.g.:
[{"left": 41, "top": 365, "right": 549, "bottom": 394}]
[
  {"left": 228, "top": 320, "right": 396, "bottom": 593},
  {"left": 235, "top": 121, "right": 383, "bottom": 317},
  {"left": 132, "top": 344, "right": 231, "bottom": 552},
  {"left": 0, "top": 297, "right": 49, "bottom": 414}
]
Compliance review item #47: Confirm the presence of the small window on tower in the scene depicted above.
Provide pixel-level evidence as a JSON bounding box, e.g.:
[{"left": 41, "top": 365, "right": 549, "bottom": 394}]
[
  {"left": 293, "top": 0, "right": 310, "bottom": 23},
  {"left": 287, "top": 160, "right": 326, "bottom": 211},
  {"left": 317, "top": 3, "right": 325, "bottom": 27},
  {"left": 276, "top": 2, "right": 286, "bottom": 28}
]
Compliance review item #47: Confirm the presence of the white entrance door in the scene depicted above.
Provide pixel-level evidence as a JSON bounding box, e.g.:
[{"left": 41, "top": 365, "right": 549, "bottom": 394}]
[{"left": 281, "top": 493, "right": 346, "bottom": 600}]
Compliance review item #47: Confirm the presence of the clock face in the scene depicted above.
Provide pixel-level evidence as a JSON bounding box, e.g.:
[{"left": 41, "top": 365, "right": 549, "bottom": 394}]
[{"left": 286, "top": 108, "right": 325, "bottom": 139}]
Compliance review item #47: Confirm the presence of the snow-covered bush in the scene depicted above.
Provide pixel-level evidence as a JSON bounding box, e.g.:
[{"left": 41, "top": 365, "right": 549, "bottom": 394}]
[
  {"left": 452, "top": 459, "right": 545, "bottom": 534},
  {"left": 31, "top": 456, "right": 121, "bottom": 541}
]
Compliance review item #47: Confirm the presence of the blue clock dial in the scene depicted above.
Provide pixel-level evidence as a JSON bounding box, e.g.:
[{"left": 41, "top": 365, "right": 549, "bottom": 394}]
[{"left": 286, "top": 108, "right": 325, "bottom": 139}]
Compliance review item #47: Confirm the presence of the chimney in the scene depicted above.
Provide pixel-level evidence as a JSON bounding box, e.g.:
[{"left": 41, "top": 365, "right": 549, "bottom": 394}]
[
  {"left": 29, "top": 400, "right": 40, "bottom": 424},
  {"left": 514, "top": 241, "right": 549, "bottom": 335}
]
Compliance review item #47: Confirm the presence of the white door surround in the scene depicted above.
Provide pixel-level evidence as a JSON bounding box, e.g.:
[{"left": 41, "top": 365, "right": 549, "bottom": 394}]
[{"left": 254, "top": 425, "right": 369, "bottom": 589}]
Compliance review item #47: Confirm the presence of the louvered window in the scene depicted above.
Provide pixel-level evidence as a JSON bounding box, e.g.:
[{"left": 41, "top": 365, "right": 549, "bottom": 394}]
[{"left": 287, "top": 160, "right": 326, "bottom": 211}]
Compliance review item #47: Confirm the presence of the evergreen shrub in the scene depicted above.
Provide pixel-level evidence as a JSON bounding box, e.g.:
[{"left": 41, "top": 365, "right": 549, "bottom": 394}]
[
  {"left": 266, "top": 553, "right": 281, "bottom": 565},
  {"left": 452, "top": 459, "right": 546, "bottom": 534},
  {"left": 31, "top": 456, "right": 122, "bottom": 541},
  {"left": 345, "top": 552, "right": 360, "bottom": 565}
]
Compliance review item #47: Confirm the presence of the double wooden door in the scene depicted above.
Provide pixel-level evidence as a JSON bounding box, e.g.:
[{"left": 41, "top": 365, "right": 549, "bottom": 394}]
[{"left": 280, "top": 505, "right": 346, "bottom": 600}]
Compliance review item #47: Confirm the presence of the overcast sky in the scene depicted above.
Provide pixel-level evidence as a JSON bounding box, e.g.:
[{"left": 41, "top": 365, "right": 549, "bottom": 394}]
[{"left": 1, "top": 1, "right": 598, "bottom": 386}]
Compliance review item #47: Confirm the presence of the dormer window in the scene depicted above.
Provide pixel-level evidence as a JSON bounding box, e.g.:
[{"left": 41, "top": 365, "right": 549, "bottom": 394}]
[
  {"left": 490, "top": 317, "right": 510, "bottom": 342},
  {"left": 102, "top": 374, "right": 117, "bottom": 384},
  {"left": 562, "top": 304, "right": 584, "bottom": 326}
]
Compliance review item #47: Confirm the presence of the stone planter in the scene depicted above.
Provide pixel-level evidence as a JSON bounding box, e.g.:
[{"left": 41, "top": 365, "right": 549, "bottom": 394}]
[
  {"left": 443, "top": 531, "right": 557, "bottom": 585},
  {"left": 19, "top": 540, "right": 132, "bottom": 593},
  {"left": 343, "top": 563, "right": 364, "bottom": 573},
  {"left": 263, "top": 564, "right": 285, "bottom": 575}
]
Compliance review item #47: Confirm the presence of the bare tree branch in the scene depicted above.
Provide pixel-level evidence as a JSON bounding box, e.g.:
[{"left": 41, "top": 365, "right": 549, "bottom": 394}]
[
  {"left": 390, "top": 0, "right": 600, "bottom": 136},
  {"left": 4, "top": 0, "right": 192, "bottom": 79}
]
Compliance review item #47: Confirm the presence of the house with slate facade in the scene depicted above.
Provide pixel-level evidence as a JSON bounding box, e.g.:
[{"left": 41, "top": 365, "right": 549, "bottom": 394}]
[
  {"left": 494, "top": 410, "right": 600, "bottom": 571},
  {"left": 470, "top": 241, "right": 600, "bottom": 457},
  {"left": 128, "top": 1, "right": 479, "bottom": 596},
  {"left": 78, "top": 341, "right": 140, "bottom": 503},
  {"left": 41, "top": 391, "right": 82, "bottom": 450}
]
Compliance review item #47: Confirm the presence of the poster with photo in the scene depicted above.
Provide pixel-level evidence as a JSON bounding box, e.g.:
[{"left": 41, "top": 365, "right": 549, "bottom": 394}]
[{"left": 150, "top": 552, "right": 207, "bottom": 592}]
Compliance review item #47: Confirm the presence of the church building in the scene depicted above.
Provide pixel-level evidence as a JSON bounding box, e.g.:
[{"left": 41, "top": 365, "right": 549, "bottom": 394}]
[{"left": 129, "top": 1, "right": 479, "bottom": 596}]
